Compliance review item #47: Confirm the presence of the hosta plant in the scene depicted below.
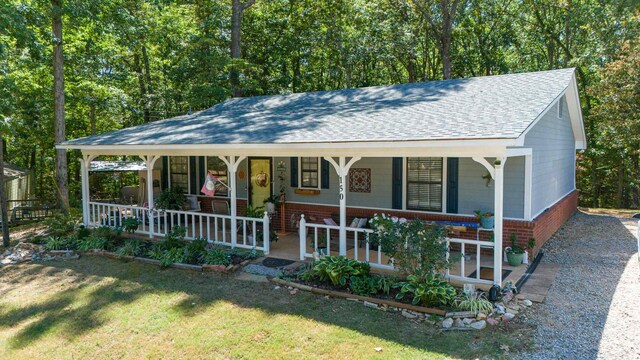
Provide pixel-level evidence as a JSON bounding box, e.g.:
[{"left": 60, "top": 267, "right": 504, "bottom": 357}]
[
  {"left": 313, "top": 256, "right": 371, "bottom": 287},
  {"left": 454, "top": 292, "right": 494, "bottom": 314},
  {"left": 77, "top": 236, "right": 107, "bottom": 251},
  {"left": 116, "top": 239, "right": 143, "bottom": 257},
  {"left": 394, "top": 272, "right": 456, "bottom": 307}
]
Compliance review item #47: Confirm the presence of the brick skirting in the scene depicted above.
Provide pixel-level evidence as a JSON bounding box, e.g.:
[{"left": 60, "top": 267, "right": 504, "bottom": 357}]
[{"left": 197, "top": 190, "right": 578, "bottom": 259}]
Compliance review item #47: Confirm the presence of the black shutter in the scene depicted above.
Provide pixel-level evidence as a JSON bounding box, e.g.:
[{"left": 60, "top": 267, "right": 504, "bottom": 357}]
[
  {"left": 392, "top": 157, "right": 403, "bottom": 209},
  {"left": 198, "top": 156, "right": 205, "bottom": 194},
  {"left": 290, "top": 157, "right": 298, "bottom": 188},
  {"left": 446, "top": 157, "right": 459, "bottom": 214},
  {"left": 189, "top": 156, "right": 197, "bottom": 195},
  {"left": 321, "top": 158, "right": 330, "bottom": 189},
  {"left": 161, "top": 156, "right": 169, "bottom": 190}
]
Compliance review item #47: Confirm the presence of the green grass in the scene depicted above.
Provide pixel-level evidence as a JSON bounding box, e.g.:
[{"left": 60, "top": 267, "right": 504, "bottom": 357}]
[{"left": 0, "top": 257, "right": 532, "bottom": 359}]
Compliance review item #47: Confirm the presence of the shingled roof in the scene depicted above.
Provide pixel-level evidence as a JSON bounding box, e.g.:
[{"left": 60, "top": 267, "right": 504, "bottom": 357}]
[{"left": 62, "top": 68, "right": 577, "bottom": 147}]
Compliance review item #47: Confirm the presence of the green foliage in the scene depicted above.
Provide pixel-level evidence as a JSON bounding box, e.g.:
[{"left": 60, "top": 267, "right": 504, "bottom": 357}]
[
  {"left": 244, "top": 204, "right": 265, "bottom": 218},
  {"left": 76, "top": 227, "right": 91, "bottom": 240},
  {"left": 349, "top": 276, "right": 379, "bottom": 296},
  {"left": 76, "top": 236, "right": 107, "bottom": 251},
  {"left": 454, "top": 293, "right": 494, "bottom": 314},
  {"left": 184, "top": 238, "right": 208, "bottom": 264},
  {"left": 394, "top": 273, "right": 456, "bottom": 307},
  {"left": 44, "top": 236, "right": 76, "bottom": 251},
  {"left": 122, "top": 218, "right": 140, "bottom": 234},
  {"left": 45, "top": 212, "right": 79, "bottom": 238},
  {"left": 313, "top": 256, "right": 371, "bottom": 287},
  {"left": 369, "top": 214, "right": 450, "bottom": 275},
  {"left": 116, "top": 239, "right": 143, "bottom": 257},
  {"left": 155, "top": 187, "right": 187, "bottom": 210},
  {"left": 203, "top": 247, "right": 231, "bottom": 266},
  {"left": 167, "top": 226, "right": 187, "bottom": 244},
  {"left": 159, "top": 247, "right": 188, "bottom": 268}
]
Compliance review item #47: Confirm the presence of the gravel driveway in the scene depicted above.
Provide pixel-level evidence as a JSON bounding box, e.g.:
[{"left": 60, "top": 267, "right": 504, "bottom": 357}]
[{"left": 519, "top": 211, "right": 640, "bottom": 359}]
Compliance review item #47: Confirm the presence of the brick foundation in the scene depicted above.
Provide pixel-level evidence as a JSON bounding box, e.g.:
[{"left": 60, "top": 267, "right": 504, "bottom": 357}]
[{"left": 196, "top": 190, "right": 578, "bottom": 259}]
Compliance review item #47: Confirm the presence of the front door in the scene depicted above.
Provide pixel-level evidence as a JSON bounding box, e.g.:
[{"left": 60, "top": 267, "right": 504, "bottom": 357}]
[{"left": 248, "top": 157, "right": 272, "bottom": 207}]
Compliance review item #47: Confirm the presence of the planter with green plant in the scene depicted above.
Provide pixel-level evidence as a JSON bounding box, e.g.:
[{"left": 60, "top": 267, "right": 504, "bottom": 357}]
[
  {"left": 155, "top": 187, "right": 187, "bottom": 211},
  {"left": 506, "top": 233, "right": 525, "bottom": 266},
  {"left": 263, "top": 194, "right": 281, "bottom": 214},
  {"left": 473, "top": 210, "right": 494, "bottom": 229}
]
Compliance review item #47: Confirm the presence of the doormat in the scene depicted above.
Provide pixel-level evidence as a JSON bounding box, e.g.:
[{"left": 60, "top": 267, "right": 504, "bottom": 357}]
[
  {"left": 468, "top": 267, "right": 512, "bottom": 282},
  {"left": 262, "top": 257, "right": 296, "bottom": 268}
]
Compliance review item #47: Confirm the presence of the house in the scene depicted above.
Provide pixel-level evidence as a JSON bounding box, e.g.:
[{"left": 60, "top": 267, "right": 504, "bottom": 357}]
[{"left": 59, "top": 68, "right": 585, "bottom": 286}]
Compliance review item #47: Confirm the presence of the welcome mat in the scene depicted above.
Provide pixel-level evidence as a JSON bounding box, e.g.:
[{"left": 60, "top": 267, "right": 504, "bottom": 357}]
[
  {"left": 468, "top": 267, "right": 512, "bottom": 281},
  {"left": 262, "top": 257, "right": 296, "bottom": 268}
]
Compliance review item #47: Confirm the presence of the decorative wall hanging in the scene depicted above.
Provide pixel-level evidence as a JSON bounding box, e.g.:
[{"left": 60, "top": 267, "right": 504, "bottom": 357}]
[{"left": 349, "top": 168, "right": 371, "bottom": 193}]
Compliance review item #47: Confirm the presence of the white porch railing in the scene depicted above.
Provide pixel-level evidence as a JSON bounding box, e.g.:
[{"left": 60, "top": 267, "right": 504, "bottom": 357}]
[
  {"left": 87, "top": 202, "right": 269, "bottom": 254},
  {"left": 298, "top": 215, "right": 394, "bottom": 270},
  {"left": 445, "top": 237, "right": 495, "bottom": 285}
]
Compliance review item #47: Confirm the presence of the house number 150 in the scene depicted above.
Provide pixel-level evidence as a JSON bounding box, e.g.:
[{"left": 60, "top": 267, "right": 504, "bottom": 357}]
[{"left": 339, "top": 178, "right": 345, "bottom": 200}]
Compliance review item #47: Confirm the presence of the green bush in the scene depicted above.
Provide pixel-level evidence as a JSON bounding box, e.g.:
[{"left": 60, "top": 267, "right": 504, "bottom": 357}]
[
  {"left": 185, "top": 238, "right": 208, "bottom": 264},
  {"left": 122, "top": 218, "right": 140, "bottom": 234},
  {"left": 166, "top": 226, "right": 186, "bottom": 245},
  {"left": 76, "top": 227, "right": 91, "bottom": 240},
  {"left": 369, "top": 215, "right": 450, "bottom": 275},
  {"left": 45, "top": 212, "right": 79, "bottom": 238},
  {"left": 204, "top": 247, "right": 231, "bottom": 266},
  {"left": 155, "top": 187, "right": 187, "bottom": 210},
  {"left": 77, "top": 236, "right": 107, "bottom": 251},
  {"left": 44, "top": 236, "right": 76, "bottom": 251},
  {"left": 394, "top": 272, "right": 456, "bottom": 307},
  {"left": 349, "top": 276, "right": 379, "bottom": 296},
  {"left": 116, "top": 239, "right": 143, "bottom": 257},
  {"left": 159, "top": 247, "right": 187, "bottom": 267},
  {"left": 313, "top": 256, "right": 371, "bottom": 287}
]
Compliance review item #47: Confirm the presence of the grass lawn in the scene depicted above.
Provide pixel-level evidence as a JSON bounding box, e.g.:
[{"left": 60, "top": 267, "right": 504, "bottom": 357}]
[{"left": 0, "top": 256, "right": 532, "bottom": 359}]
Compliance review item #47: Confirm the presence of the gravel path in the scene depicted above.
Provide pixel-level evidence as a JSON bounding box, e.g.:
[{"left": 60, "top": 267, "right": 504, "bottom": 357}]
[{"left": 519, "top": 212, "right": 640, "bottom": 359}]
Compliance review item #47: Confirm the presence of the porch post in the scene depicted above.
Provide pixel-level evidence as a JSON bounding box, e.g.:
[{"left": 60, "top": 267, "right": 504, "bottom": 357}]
[
  {"left": 141, "top": 155, "right": 161, "bottom": 238},
  {"left": 220, "top": 156, "right": 246, "bottom": 248},
  {"left": 324, "top": 156, "right": 361, "bottom": 256},
  {"left": 79, "top": 154, "right": 95, "bottom": 227},
  {"left": 524, "top": 154, "right": 533, "bottom": 221},
  {"left": 493, "top": 157, "right": 506, "bottom": 286}
]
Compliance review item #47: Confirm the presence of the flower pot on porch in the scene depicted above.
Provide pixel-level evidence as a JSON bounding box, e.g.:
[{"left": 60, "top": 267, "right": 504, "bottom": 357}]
[
  {"left": 506, "top": 252, "right": 524, "bottom": 266},
  {"left": 265, "top": 202, "right": 276, "bottom": 214},
  {"left": 480, "top": 216, "right": 494, "bottom": 229}
]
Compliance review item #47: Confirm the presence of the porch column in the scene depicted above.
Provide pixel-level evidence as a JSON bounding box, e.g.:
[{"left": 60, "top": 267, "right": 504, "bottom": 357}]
[
  {"left": 524, "top": 154, "right": 533, "bottom": 221},
  {"left": 219, "top": 156, "right": 246, "bottom": 248},
  {"left": 79, "top": 154, "right": 96, "bottom": 227},
  {"left": 324, "top": 156, "right": 361, "bottom": 256},
  {"left": 140, "top": 155, "right": 161, "bottom": 238},
  {"left": 493, "top": 157, "right": 506, "bottom": 286}
]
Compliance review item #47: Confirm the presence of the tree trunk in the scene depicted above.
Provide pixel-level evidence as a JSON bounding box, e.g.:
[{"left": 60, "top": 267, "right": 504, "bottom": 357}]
[
  {"left": 52, "top": 0, "right": 69, "bottom": 213},
  {"left": 230, "top": 0, "right": 245, "bottom": 97},
  {"left": 0, "top": 138, "right": 9, "bottom": 247},
  {"left": 617, "top": 161, "right": 624, "bottom": 208},
  {"left": 634, "top": 152, "right": 640, "bottom": 208},
  {"left": 134, "top": 53, "right": 150, "bottom": 123}
]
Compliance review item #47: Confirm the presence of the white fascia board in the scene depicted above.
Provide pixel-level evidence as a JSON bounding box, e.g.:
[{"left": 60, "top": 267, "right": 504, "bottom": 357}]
[{"left": 65, "top": 138, "right": 517, "bottom": 158}]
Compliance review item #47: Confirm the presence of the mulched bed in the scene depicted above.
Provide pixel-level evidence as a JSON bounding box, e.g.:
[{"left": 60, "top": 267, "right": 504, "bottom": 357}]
[{"left": 262, "top": 257, "right": 296, "bottom": 268}]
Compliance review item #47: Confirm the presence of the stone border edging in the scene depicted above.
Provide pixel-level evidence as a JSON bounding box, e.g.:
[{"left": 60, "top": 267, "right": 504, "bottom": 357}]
[{"left": 270, "top": 277, "right": 447, "bottom": 316}]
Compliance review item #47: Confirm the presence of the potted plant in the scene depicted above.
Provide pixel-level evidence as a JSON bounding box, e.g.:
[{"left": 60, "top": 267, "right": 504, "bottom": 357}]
[
  {"left": 474, "top": 209, "right": 494, "bottom": 229},
  {"left": 155, "top": 187, "right": 187, "bottom": 211},
  {"left": 506, "top": 233, "right": 525, "bottom": 266},
  {"left": 263, "top": 194, "right": 281, "bottom": 214}
]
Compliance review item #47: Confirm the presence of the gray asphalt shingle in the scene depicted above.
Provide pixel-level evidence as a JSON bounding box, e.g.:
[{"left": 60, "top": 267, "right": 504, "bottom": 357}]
[{"left": 62, "top": 68, "right": 575, "bottom": 147}]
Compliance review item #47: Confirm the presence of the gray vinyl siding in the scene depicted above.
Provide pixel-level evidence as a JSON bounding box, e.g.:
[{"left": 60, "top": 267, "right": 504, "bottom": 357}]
[
  {"left": 524, "top": 95, "right": 576, "bottom": 217},
  {"left": 457, "top": 157, "right": 525, "bottom": 218}
]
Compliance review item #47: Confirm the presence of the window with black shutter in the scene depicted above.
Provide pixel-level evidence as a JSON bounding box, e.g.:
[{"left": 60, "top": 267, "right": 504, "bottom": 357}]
[
  {"left": 406, "top": 157, "right": 443, "bottom": 212},
  {"left": 169, "top": 156, "right": 189, "bottom": 192},
  {"left": 300, "top": 157, "right": 320, "bottom": 188}
]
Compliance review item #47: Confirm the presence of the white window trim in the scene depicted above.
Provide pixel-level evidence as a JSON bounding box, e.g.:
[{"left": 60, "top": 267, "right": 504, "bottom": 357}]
[
  {"left": 168, "top": 156, "right": 190, "bottom": 194},
  {"left": 298, "top": 157, "right": 321, "bottom": 190},
  {"left": 403, "top": 156, "right": 446, "bottom": 213}
]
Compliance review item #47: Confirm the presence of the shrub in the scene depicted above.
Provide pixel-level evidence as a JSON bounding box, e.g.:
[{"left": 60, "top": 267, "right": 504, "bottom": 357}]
[
  {"left": 204, "top": 247, "right": 231, "bottom": 266},
  {"left": 77, "top": 236, "right": 107, "bottom": 251},
  {"left": 313, "top": 256, "right": 371, "bottom": 287},
  {"left": 349, "top": 276, "right": 379, "bottom": 296},
  {"left": 155, "top": 187, "right": 187, "bottom": 211},
  {"left": 454, "top": 292, "right": 494, "bottom": 314},
  {"left": 159, "top": 247, "right": 187, "bottom": 267},
  {"left": 122, "top": 217, "right": 140, "bottom": 234},
  {"left": 116, "top": 239, "right": 143, "bottom": 257},
  {"left": 369, "top": 214, "right": 450, "bottom": 275},
  {"left": 166, "top": 226, "right": 186, "bottom": 245},
  {"left": 147, "top": 242, "right": 167, "bottom": 260},
  {"left": 394, "top": 272, "right": 456, "bottom": 307},
  {"left": 45, "top": 212, "right": 79, "bottom": 238},
  {"left": 373, "top": 275, "right": 396, "bottom": 295},
  {"left": 44, "top": 236, "right": 76, "bottom": 251},
  {"left": 76, "top": 226, "right": 91, "bottom": 240}
]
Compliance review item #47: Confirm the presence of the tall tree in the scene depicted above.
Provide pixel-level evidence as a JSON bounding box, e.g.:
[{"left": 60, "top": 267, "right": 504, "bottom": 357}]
[
  {"left": 412, "top": 0, "right": 462, "bottom": 79},
  {"left": 0, "top": 137, "right": 8, "bottom": 247},
  {"left": 230, "top": 0, "right": 257, "bottom": 97},
  {"left": 51, "top": 0, "right": 68, "bottom": 212}
]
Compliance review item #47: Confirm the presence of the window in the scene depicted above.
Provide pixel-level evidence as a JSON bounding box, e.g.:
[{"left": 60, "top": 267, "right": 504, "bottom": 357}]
[
  {"left": 169, "top": 156, "right": 189, "bottom": 192},
  {"left": 206, "top": 157, "right": 229, "bottom": 197},
  {"left": 300, "top": 157, "right": 319, "bottom": 188},
  {"left": 406, "top": 157, "right": 443, "bottom": 212}
]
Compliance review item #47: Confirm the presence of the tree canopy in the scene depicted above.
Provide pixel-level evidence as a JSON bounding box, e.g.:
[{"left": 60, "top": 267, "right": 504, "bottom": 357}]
[{"left": 1, "top": 0, "right": 639, "bottom": 208}]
